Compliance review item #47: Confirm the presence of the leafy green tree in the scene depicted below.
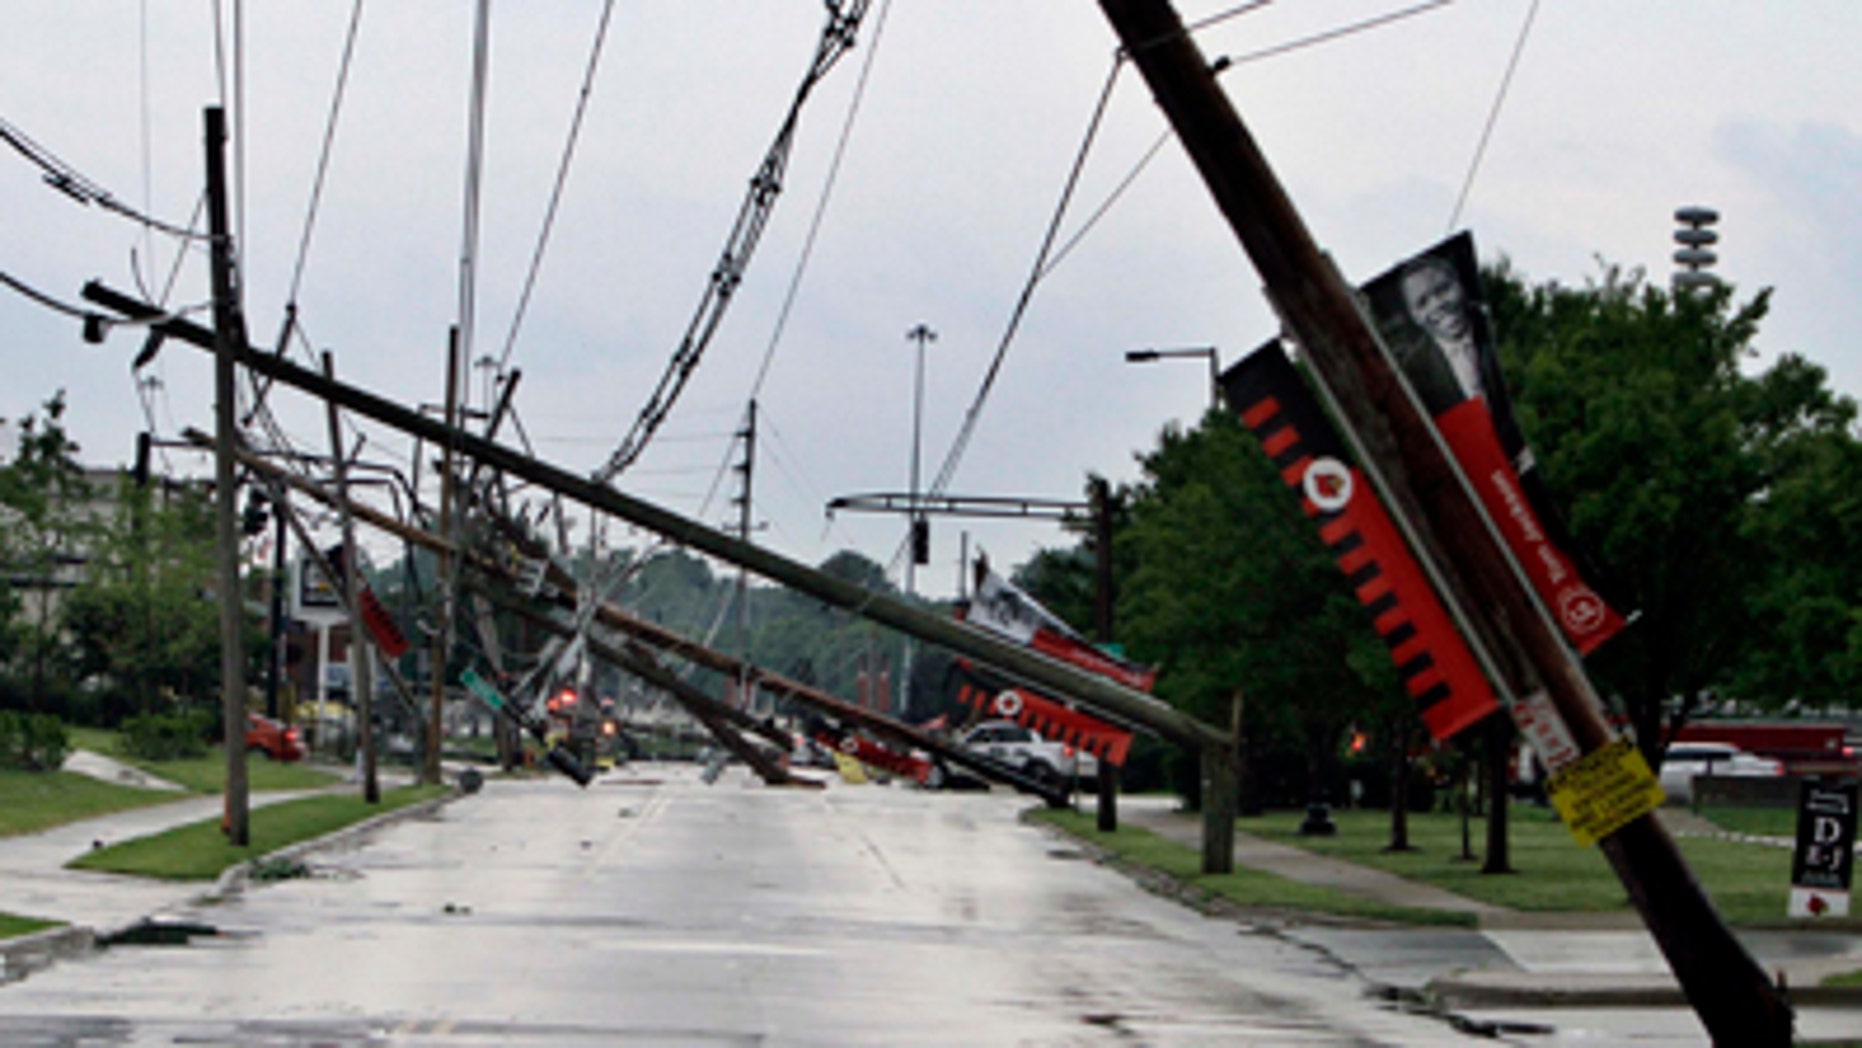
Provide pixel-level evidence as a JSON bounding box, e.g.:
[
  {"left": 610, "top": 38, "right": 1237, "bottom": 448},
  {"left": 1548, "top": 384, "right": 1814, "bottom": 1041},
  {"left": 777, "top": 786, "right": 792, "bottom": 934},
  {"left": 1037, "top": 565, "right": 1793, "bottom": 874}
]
[
  {"left": 61, "top": 478, "right": 220, "bottom": 722},
  {"left": 1487, "top": 264, "right": 1859, "bottom": 754},
  {"left": 0, "top": 393, "right": 91, "bottom": 711},
  {"left": 1114, "top": 411, "right": 1405, "bottom": 809}
]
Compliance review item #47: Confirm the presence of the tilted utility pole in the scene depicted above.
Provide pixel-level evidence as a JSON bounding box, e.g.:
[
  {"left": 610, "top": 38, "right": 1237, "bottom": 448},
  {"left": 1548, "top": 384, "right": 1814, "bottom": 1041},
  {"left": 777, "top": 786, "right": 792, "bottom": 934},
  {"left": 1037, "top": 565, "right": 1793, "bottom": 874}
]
[
  {"left": 203, "top": 106, "right": 249, "bottom": 846},
  {"left": 732, "top": 399, "right": 757, "bottom": 709},
  {"left": 1091, "top": 1, "right": 1790, "bottom": 1042},
  {"left": 428, "top": 329, "right": 462, "bottom": 785},
  {"left": 325, "top": 353, "right": 378, "bottom": 804}
]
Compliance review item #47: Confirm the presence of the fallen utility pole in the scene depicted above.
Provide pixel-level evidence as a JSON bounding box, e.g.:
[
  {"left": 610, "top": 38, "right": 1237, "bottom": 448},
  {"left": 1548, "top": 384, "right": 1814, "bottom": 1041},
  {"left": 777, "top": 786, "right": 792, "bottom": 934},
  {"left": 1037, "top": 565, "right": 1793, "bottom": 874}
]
[
  {"left": 470, "top": 584, "right": 813, "bottom": 789},
  {"left": 828, "top": 482, "right": 1130, "bottom": 829},
  {"left": 220, "top": 419, "right": 1077, "bottom": 807},
  {"left": 1092, "top": 1, "right": 1790, "bottom": 1042},
  {"left": 86, "top": 278, "right": 1221, "bottom": 751},
  {"left": 86, "top": 280, "right": 1232, "bottom": 861},
  {"left": 198, "top": 431, "right": 430, "bottom": 759}
]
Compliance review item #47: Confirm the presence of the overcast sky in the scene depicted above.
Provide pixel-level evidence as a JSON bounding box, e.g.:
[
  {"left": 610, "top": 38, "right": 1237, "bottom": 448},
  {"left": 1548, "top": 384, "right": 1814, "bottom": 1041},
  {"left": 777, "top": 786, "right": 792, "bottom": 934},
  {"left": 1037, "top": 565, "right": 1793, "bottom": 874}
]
[{"left": 3, "top": 1, "right": 1859, "bottom": 602}]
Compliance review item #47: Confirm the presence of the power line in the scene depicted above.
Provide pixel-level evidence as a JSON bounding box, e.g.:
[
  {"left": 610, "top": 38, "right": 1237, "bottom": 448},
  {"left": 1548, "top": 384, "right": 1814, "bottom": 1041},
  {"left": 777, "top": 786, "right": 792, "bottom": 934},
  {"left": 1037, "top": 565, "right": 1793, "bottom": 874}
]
[
  {"left": 286, "top": 0, "right": 366, "bottom": 306},
  {"left": 593, "top": 1, "right": 874, "bottom": 484},
  {"left": 493, "top": 0, "right": 620, "bottom": 374},
  {"left": 922, "top": 56, "right": 1126, "bottom": 504},
  {"left": 746, "top": 0, "right": 896, "bottom": 402},
  {"left": 1447, "top": 0, "right": 1539, "bottom": 232},
  {"left": 923, "top": 0, "right": 1462, "bottom": 514},
  {"left": 0, "top": 116, "right": 208, "bottom": 241},
  {"left": 1211, "top": 0, "right": 1455, "bottom": 71}
]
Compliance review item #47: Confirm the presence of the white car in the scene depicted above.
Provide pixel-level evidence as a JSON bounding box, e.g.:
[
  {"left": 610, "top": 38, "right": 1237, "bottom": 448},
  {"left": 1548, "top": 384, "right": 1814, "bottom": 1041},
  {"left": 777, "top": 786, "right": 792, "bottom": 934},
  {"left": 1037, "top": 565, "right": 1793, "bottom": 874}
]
[
  {"left": 954, "top": 719, "right": 1096, "bottom": 789},
  {"left": 1658, "top": 742, "right": 1783, "bottom": 803}
]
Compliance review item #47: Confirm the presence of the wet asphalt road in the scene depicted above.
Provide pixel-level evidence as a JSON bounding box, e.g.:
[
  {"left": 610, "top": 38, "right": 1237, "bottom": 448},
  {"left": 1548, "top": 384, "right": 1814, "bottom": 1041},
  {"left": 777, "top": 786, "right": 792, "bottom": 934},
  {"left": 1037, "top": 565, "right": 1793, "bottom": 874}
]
[{"left": 0, "top": 763, "right": 1501, "bottom": 1047}]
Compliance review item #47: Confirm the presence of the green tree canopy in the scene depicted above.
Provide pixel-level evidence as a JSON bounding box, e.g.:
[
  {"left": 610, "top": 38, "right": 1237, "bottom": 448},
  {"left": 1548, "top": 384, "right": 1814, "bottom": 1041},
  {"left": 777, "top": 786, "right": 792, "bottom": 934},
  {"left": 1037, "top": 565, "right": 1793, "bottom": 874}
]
[
  {"left": 1112, "top": 410, "right": 1406, "bottom": 798},
  {"left": 1487, "top": 263, "right": 1860, "bottom": 750}
]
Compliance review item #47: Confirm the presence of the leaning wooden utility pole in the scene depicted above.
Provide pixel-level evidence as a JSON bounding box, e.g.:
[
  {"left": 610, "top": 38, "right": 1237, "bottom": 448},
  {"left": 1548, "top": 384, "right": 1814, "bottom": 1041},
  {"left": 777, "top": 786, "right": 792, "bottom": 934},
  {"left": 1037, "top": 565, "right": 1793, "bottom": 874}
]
[
  {"left": 1091, "top": 2, "right": 1791, "bottom": 1043},
  {"left": 325, "top": 353, "right": 378, "bottom": 804},
  {"left": 203, "top": 106, "right": 249, "bottom": 846},
  {"left": 427, "top": 329, "right": 462, "bottom": 786}
]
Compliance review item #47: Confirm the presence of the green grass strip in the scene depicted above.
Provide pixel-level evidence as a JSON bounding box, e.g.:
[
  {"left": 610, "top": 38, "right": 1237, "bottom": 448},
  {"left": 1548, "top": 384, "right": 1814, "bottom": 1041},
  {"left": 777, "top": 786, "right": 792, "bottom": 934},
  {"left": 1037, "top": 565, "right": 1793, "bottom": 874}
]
[
  {"left": 66, "top": 728, "right": 342, "bottom": 794},
  {"left": 0, "top": 769, "right": 180, "bottom": 838},
  {"left": 1823, "top": 967, "right": 1862, "bottom": 989},
  {"left": 67, "top": 785, "right": 447, "bottom": 881},
  {"left": 1249, "top": 806, "right": 1812, "bottom": 926},
  {"left": 0, "top": 911, "right": 63, "bottom": 941},
  {"left": 1033, "top": 809, "right": 1474, "bottom": 927}
]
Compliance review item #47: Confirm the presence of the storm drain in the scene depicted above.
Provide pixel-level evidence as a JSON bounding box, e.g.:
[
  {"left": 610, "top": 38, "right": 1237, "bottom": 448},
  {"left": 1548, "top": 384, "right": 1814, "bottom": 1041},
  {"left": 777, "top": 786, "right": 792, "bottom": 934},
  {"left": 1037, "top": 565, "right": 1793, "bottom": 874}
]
[{"left": 98, "top": 919, "right": 220, "bottom": 947}]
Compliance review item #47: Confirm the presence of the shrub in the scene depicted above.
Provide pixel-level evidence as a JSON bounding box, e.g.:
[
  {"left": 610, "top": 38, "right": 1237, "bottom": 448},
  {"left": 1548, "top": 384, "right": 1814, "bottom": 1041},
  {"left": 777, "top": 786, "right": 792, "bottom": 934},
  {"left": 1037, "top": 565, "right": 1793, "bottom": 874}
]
[
  {"left": 0, "top": 711, "right": 71, "bottom": 771},
  {"left": 119, "top": 711, "right": 212, "bottom": 762}
]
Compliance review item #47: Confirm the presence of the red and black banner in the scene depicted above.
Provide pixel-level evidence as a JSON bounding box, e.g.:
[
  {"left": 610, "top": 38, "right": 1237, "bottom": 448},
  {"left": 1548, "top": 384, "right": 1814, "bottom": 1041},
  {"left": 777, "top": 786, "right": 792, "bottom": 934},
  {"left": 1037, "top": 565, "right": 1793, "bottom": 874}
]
[
  {"left": 1222, "top": 342, "right": 1500, "bottom": 741},
  {"left": 814, "top": 728, "right": 931, "bottom": 783},
  {"left": 961, "top": 569, "right": 1157, "bottom": 692},
  {"left": 949, "top": 662, "right": 1133, "bottom": 766},
  {"left": 1360, "top": 233, "right": 1628, "bottom": 654},
  {"left": 359, "top": 586, "right": 410, "bottom": 659},
  {"left": 954, "top": 568, "right": 1144, "bottom": 764}
]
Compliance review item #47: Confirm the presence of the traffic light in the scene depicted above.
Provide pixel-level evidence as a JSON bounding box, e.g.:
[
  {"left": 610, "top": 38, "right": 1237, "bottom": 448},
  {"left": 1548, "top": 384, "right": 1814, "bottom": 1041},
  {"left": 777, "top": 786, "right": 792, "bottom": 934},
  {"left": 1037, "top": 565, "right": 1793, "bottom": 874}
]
[
  {"left": 241, "top": 489, "right": 270, "bottom": 536},
  {"left": 132, "top": 432, "right": 151, "bottom": 487},
  {"left": 911, "top": 518, "right": 930, "bottom": 566}
]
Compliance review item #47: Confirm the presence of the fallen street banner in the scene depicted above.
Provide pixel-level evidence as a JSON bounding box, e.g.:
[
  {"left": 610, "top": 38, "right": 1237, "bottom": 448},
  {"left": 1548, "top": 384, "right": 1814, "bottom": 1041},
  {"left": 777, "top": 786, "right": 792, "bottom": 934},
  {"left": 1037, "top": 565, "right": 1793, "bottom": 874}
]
[
  {"left": 946, "top": 659, "right": 1133, "bottom": 766},
  {"left": 963, "top": 567, "right": 1157, "bottom": 692},
  {"left": 1221, "top": 341, "right": 1499, "bottom": 741},
  {"left": 1359, "top": 232, "right": 1628, "bottom": 655},
  {"left": 953, "top": 570, "right": 1142, "bottom": 765}
]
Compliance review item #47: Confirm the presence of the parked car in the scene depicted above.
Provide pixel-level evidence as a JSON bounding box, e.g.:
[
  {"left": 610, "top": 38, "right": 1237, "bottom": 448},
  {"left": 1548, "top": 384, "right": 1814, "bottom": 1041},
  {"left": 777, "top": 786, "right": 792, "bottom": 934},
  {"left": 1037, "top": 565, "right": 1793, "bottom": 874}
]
[
  {"left": 1658, "top": 742, "right": 1782, "bottom": 803},
  {"left": 953, "top": 718, "right": 1096, "bottom": 790},
  {"left": 246, "top": 712, "right": 306, "bottom": 762}
]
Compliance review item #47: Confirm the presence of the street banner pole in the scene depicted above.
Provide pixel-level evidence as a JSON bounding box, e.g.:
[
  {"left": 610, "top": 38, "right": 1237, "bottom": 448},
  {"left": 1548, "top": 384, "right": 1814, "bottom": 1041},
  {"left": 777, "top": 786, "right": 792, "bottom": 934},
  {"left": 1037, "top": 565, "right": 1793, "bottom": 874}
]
[{"left": 1091, "top": 1, "right": 1790, "bottom": 1042}]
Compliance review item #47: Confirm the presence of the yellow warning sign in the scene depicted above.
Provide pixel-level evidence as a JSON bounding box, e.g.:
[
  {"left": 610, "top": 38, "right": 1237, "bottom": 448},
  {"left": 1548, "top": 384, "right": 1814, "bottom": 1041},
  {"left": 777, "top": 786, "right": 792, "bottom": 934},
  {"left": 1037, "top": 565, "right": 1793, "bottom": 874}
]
[{"left": 1545, "top": 737, "right": 1664, "bottom": 847}]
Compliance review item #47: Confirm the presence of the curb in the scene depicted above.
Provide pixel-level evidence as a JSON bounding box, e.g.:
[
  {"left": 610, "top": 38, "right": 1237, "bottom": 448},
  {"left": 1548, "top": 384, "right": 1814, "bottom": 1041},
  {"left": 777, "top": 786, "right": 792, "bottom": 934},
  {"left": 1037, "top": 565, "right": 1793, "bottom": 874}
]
[
  {"left": 207, "top": 788, "right": 463, "bottom": 900},
  {"left": 2, "top": 786, "right": 468, "bottom": 982},
  {"left": 0, "top": 923, "right": 94, "bottom": 985},
  {"left": 1427, "top": 968, "right": 1862, "bottom": 1009}
]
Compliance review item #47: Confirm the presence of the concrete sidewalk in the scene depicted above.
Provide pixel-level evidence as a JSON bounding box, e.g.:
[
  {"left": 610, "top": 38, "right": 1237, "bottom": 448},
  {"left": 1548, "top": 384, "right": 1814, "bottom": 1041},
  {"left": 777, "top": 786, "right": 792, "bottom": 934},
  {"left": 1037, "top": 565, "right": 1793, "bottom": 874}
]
[
  {"left": 1, "top": 758, "right": 440, "bottom": 984},
  {"left": 1113, "top": 795, "right": 1862, "bottom": 1008}
]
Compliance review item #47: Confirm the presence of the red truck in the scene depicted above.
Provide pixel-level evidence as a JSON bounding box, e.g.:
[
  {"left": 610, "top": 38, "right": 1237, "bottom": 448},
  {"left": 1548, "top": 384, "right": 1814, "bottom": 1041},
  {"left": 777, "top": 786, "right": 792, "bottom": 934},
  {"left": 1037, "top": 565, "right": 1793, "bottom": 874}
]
[{"left": 1673, "top": 722, "right": 1857, "bottom": 777}]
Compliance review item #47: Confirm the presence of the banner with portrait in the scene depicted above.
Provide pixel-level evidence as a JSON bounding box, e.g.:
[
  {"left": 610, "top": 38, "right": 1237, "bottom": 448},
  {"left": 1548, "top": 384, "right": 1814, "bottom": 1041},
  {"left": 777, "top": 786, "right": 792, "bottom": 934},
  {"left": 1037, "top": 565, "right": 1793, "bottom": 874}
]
[{"left": 1360, "top": 233, "right": 1629, "bottom": 655}]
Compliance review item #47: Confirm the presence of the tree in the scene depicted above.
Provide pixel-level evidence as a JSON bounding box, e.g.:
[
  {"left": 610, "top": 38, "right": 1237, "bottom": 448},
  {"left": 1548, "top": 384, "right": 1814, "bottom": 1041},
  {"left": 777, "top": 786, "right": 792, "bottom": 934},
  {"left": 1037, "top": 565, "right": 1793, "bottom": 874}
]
[
  {"left": 1114, "top": 411, "right": 1407, "bottom": 811},
  {"left": 62, "top": 478, "right": 221, "bottom": 721},
  {"left": 1487, "top": 263, "right": 1860, "bottom": 757},
  {"left": 0, "top": 393, "right": 91, "bottom": 712}
]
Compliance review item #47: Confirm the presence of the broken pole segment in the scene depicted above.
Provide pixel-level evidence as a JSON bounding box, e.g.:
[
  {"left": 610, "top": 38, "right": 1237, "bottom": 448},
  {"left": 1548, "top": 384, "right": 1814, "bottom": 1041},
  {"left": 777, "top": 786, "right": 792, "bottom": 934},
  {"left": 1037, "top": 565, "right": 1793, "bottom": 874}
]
[{"left": 1092, "top": 0, "right": 1789, "bottom": 1042}]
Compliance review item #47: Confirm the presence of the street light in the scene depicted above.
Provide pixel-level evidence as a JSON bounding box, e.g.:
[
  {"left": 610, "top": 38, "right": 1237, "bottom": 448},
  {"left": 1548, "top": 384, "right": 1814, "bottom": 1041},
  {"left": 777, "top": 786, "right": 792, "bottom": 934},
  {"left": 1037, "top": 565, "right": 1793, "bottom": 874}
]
[{"left": 1125, "top": 346, "right": 1221, "bottom": 411}]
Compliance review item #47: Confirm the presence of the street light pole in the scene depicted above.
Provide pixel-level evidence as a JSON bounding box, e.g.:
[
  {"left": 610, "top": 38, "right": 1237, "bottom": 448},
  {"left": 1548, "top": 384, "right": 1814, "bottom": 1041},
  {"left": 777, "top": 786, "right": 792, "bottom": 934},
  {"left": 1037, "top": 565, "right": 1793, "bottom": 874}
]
[
  {"left": 902, "top": 322, "right": 937, "bottom": 720},
  {"left": 1124, "top": 345, "right": 1220, "bottom": 411}
]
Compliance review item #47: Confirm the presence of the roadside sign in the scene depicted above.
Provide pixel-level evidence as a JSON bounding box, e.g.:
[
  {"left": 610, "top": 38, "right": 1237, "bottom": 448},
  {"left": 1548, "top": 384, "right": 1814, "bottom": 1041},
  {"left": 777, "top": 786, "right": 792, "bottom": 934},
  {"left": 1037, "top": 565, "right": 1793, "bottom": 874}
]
[
  {"left": 1545, "top": 737, "right": 1664, "bottom": 847},
  {"left": 461, "top": 668, "right": 506, "bottom": 712},
  {"left": 1790, "top": 779, "right": 1857, "bottom": 919}
]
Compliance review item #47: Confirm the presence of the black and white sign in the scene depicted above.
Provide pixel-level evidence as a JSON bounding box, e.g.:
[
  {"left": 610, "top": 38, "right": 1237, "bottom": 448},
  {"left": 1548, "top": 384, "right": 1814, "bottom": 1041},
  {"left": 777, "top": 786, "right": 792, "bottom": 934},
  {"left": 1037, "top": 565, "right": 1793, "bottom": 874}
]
[{"left": 1789, "top": 778, "right": 1857, "bottom": 918}]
